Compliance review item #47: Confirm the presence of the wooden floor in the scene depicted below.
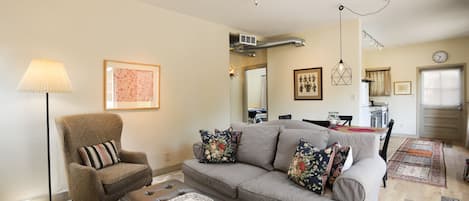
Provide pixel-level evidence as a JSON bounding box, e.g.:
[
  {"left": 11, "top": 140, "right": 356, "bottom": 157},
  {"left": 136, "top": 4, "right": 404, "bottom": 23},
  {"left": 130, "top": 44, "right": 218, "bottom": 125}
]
[{"left": 379, "top": 136, "right": 469, "bottom": 201}]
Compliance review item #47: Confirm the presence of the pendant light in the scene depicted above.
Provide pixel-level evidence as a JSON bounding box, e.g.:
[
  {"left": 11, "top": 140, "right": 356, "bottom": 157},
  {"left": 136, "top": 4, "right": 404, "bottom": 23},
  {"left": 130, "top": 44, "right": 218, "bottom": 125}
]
[{"left": 331, "top": 5, "right": 352, "bottom": 86}]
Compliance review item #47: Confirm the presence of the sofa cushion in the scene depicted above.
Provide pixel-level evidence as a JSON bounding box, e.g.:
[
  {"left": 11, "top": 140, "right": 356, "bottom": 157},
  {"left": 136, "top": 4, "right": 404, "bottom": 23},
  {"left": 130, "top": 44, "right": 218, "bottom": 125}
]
[
  {"left": 327, "top": 142, "right": 353, "bottom": 188},
  {"left": 199, "top": 130, "right": 236, "bottom": 163},
  {"left": 235, "top": 125, "right": 280, "bottom": 170},
  {"left": 328, "top": 129, "right": 380, "bottom": 162},
  {"left": 182, "top": 159, "right": 268, "bottom": 199},
  {"left": 287, "top": 140, "right": 335, "bottom": 195},
  {"left": 274, "top": 129, "right": 329, "bottom": 172},
  {"left": 238, "top": 171, "right": 333, "bottom": 201},
  {"left": 97, "top": 162, "right": 151, "bottom": 194}
]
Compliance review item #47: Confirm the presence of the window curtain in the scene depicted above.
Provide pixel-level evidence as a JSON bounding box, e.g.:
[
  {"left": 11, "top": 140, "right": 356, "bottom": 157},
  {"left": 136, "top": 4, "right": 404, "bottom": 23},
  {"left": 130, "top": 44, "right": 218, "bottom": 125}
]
[{"left": 366, "top": 69, "right": 391, "bottom": 96}]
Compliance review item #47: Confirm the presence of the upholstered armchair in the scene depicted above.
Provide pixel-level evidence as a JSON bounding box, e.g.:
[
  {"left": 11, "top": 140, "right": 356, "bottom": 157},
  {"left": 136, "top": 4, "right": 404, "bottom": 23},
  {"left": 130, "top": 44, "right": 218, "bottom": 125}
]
[{"left": 56, "top": 113, "right": 152, "bottom": 201}]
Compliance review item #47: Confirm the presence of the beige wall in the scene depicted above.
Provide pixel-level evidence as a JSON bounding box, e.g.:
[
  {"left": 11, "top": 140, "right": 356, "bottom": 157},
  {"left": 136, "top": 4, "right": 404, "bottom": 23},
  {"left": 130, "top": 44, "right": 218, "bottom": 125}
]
[
  {"left": 230, "top": 50, "right": 267, "bottom": 122},
  {"left": 267, "top": 20, "right": 362, "bottom": 122},
  {"left": 0, "top": 0, "right": 232, "bottom": 200},
  {"left": 363, "top": 36, "right": 469, "bottom": 136}
]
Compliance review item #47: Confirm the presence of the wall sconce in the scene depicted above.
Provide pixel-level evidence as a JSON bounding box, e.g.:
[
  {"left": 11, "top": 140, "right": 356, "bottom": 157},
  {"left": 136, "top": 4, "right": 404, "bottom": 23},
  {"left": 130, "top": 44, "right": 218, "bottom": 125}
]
[{"left": 229, "top": 65, "right": 237, "bottom": 78}]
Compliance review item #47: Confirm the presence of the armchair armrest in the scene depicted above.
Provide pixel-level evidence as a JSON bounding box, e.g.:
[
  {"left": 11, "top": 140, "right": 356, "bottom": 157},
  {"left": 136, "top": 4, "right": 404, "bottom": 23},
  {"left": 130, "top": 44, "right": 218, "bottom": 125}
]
[
  {"left": 333, "top": 157, "right": 386, "bottom": 201},
  {"left": 120, "top": 150, "right": 150, "bottom": 165},
  {"left": 68, "top": 163, "right": 105, "bottom": 201},
  {"left": 193, "top": 142, "right": 204, "bottom": 160}
]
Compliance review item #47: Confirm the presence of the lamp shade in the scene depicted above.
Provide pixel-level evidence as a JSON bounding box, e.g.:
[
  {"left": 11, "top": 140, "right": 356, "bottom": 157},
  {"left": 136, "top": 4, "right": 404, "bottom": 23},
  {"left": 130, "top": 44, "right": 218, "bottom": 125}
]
[{"left": 17, "top": 59, "right": 72, "bottom": 93}]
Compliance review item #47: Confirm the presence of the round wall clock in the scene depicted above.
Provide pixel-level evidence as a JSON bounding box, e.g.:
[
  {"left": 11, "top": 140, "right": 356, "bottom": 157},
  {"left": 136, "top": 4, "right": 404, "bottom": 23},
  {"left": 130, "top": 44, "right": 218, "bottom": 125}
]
[{"left": 432, "top": 50, "right": 448, "bottom": 63}]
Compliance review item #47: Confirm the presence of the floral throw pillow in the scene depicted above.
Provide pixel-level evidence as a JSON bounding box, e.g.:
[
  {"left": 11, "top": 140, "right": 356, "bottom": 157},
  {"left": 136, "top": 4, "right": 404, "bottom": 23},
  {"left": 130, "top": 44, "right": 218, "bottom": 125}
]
[
  {"left": 215, "top": 128, "right": 242, "bottom": 154},
  {"left": 327, "top": 142, "right": 353, "bottom": 188},
  {"left": 288, "top": 139, "right": 335, "bottom": 195},
  {"left": 199, "top": 130, "right": 236, "bottom": 163}
]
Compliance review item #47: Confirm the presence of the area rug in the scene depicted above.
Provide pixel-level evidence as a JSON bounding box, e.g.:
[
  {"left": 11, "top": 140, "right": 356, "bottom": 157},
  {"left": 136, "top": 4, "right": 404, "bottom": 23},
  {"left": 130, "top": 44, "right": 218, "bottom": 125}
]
[{"left": 387, "top": 138, "right": 446, "bottom": 187}]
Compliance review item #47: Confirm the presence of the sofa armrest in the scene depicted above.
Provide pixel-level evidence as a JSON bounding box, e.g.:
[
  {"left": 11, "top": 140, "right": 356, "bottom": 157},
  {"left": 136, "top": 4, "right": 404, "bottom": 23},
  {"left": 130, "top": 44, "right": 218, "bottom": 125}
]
[
  {"left": 193, "top": 142, "right": 204, "bottom": 160},
  {"left": 120, "top": 150, "right": 150, "bottom": 165},
  {"left": 68, "top": 163, "right": 105, "bottom": 201},
  {"left": 333, "top": 157, "right": 386, "bottom": 201}
]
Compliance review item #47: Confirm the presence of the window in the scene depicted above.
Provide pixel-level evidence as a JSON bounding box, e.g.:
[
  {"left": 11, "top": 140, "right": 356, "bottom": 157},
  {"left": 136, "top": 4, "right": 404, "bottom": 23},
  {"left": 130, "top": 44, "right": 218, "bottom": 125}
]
[
  {"left": 366, "top": 68, "right": 391, "bottom": 96},
  {"left": 422, "top": 68, "right": 461, "bottom": 106}
]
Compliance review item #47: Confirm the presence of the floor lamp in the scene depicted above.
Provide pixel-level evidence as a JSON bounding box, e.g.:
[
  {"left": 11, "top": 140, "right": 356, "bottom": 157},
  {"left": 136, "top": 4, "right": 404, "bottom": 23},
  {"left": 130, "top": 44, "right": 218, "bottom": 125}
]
[{"left": 17, "top": 59, "right": 72, "bottom": 201}]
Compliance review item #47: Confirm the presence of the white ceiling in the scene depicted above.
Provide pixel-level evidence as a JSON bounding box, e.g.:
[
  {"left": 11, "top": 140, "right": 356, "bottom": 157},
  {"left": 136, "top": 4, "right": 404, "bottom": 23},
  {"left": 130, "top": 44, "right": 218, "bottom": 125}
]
[{"left": 142, "top": 0, "right": 469, "bottom": 47}]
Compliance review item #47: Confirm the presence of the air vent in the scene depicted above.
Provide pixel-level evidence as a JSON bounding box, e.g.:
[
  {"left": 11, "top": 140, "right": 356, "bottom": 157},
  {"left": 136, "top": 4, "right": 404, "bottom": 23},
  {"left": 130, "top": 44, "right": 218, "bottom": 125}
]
[{"left": 239, "top": 34, "right": 257, "bottom": 46}]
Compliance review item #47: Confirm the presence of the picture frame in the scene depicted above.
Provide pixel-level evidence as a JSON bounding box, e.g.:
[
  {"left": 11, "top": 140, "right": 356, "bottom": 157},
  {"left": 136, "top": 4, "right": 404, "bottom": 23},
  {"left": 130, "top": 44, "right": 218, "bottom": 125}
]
[
  {"left": 104, "top": 60, "right": 160, "bottom": 110},
  {"left": 394, "top": 81, "right": 412, "bottom": 95},
  {"left": 294, "top": 67, "right": 323, "bottom": 100}
]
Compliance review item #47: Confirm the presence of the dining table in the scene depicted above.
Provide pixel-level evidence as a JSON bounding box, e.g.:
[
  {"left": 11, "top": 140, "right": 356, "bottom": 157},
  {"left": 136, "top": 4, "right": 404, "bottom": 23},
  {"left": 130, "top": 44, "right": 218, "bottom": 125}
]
[{"left": 330, "top": 125, "right": 388, "bottom": 140}]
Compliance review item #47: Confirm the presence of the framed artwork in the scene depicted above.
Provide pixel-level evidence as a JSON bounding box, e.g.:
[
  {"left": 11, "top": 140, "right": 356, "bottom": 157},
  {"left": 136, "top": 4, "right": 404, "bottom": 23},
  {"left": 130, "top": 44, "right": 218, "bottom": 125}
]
[
  {"left": 394, "top": 81, "right": 412, "bottom": 95},
  {"left": 104, "top": 60, "right": 160, "bottom": 110},
  {"left": 294, "top": 67, "right": 323, "bottom": 100}
]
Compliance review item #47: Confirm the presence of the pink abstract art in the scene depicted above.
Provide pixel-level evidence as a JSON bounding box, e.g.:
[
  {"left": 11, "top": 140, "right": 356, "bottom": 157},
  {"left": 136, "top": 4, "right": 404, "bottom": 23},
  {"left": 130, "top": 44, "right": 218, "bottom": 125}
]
[{"left": 114, "top": 69, "right": 154, "bottom": 102}]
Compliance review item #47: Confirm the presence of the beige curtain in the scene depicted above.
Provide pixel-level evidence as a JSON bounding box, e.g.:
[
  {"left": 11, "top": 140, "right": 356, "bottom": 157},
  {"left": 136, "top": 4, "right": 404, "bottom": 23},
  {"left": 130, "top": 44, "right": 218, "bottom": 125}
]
[{"left": 366, "top": 69, "right": 391, "bottom": 96}]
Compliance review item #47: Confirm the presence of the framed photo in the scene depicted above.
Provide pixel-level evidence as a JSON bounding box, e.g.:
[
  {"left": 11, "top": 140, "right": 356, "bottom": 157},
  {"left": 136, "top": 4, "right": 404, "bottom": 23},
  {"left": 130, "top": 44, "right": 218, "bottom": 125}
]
[
  {"left": 394, "top": 81, "right": 412, "bottom": 95},
  {"left": 104, "top": 60, "right": 160, "bottom": 110},
  {"left": 294, "top": 67, "right": 323, "bottom": 100}
]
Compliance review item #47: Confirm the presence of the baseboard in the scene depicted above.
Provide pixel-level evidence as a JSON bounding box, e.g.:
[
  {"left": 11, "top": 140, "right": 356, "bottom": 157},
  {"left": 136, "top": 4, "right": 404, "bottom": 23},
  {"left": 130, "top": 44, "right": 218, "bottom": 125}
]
[
  {"left": 27, "top": 191, "right": 69, "bottom": 201},
  {"left": 152, "top": 163, "right": 182, "bottom": 176}
]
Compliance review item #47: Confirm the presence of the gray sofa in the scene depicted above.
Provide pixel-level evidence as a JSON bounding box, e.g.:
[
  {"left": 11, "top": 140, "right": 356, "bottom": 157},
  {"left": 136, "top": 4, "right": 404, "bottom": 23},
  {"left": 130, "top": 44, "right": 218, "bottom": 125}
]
[{"left": 182, "top": 120, "right": 386, "bottom": 201}]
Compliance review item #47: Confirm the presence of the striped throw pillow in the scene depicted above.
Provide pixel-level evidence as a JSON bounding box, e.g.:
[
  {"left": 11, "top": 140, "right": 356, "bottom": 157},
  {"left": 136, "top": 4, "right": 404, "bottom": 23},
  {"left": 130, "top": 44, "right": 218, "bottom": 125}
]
[{"left": 78, "top": 140, "right": 120, "bottom": 169}]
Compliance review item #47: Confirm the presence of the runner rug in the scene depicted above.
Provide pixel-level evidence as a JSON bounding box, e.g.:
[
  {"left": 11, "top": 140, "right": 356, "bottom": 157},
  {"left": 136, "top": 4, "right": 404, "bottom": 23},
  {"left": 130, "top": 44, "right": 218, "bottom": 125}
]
[{"left": 387, "top": 138, "right": 446, "bottom": 187}]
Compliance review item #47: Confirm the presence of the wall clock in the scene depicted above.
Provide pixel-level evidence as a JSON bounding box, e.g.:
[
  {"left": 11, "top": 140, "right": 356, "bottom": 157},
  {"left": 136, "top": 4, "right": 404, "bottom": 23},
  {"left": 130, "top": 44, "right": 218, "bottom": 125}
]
[{"left": 432, "top": 50, "right": 448, "bottom": 63}]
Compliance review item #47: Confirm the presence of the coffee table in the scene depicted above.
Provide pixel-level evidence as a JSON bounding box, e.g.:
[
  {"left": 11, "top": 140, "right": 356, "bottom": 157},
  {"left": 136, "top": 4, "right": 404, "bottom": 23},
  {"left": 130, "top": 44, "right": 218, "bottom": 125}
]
[{"left": 122, "top": 180, "right": 213, "bottom": 201}]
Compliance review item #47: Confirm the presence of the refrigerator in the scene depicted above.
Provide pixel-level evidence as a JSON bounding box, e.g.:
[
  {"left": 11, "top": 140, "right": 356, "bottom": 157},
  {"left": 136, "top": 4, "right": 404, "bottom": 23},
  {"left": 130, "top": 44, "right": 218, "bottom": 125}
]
[{"left": 359, "top": 82, "right": 371, "bottom": 127}]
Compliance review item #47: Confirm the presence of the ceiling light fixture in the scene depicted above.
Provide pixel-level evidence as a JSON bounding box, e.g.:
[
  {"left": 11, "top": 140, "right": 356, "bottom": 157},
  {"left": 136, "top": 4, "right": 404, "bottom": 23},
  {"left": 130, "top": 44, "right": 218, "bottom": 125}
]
[
  {"left": 363, "top": 30, "right": 384, "bottom": 50},
  {"left": 253, "top": 0, "right": 260, "bottom": 7},
  {"left": 331, "top": 5, "right": 352, "bottom": 86},
  {"left": 331, "top": 0, "right": 390, "bottom": 85}
]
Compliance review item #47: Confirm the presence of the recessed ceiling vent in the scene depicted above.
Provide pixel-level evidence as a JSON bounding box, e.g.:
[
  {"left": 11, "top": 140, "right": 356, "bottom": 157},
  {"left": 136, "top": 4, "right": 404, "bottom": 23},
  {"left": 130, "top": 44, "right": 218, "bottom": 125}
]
[
  {"left": 230, "top": 33, "right": 305, "bottom": 57},
  {"left": 239, "top": 34, "right": 257, "bottom": 46}
]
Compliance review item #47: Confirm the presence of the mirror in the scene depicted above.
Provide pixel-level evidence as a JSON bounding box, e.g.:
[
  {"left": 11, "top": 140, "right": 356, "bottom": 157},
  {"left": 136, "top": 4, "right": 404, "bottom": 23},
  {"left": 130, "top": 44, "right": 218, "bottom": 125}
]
[{"left": 245, "top": 67, "right": 267, "bottom": 123}]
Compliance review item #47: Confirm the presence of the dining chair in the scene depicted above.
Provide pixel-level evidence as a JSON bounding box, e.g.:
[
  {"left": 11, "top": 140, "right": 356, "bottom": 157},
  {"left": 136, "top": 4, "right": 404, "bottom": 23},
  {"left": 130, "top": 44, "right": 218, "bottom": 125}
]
[
  {"left": 278, "top": 114, "right": 292, "bottom": 120},
  {"left": 380, "top": 119, "right": 394, "bottom": 188},
  {"left": 302, "top": 119, "right": 331, "bottom": 128},
  {"left": 338, "top": 115, "right": 353, "bottom": 126}
]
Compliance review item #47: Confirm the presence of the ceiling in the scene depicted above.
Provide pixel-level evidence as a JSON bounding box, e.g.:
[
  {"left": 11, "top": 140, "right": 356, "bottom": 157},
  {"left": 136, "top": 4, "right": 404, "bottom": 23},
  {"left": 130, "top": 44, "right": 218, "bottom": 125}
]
[{"left": 142, "top": 0, "right": 469, "bottom": 47}]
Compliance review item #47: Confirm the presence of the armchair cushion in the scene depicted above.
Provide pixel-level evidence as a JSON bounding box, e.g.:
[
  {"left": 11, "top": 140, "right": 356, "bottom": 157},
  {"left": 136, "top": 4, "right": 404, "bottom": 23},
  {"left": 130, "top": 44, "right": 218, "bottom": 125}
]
[
  {"left": 97, "top": 162, "right": 152, "bottom": 194},
  {"left": 78, "top": 140, "right": 120, "bottom": 170}
]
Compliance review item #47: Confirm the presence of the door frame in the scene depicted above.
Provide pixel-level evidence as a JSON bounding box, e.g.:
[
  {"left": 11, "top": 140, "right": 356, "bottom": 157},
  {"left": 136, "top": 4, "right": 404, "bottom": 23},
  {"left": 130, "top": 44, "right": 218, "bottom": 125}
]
[
  {"left": 243, "top": 63, "right": 268, "bottom": 122},
  {"left": 416, "top": 63, "right": 467, "bottom": 143}
]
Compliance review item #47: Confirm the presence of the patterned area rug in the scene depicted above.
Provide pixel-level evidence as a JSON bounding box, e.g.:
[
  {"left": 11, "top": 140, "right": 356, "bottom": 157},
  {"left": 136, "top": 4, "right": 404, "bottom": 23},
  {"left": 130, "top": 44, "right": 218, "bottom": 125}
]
[{"left": 387, "top": 138, "right": 446, "bottom": 187}]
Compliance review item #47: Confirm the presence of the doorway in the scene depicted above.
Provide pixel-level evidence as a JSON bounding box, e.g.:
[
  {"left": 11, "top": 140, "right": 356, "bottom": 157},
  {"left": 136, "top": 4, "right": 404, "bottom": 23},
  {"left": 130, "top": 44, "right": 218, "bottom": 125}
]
[
  {"left": 245, "top": 66, "right": 267, "bottom": 123},
  {"left": 417, "top": 64, "right": 466, "bottom": 142}
]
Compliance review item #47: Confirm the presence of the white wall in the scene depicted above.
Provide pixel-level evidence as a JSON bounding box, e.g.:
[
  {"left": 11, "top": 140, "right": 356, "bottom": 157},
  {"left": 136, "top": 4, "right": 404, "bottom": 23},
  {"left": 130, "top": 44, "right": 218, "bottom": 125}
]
[
  {"left": 0, "top": 0, "right": 232, "bottom": 200},
  {"left": 363, "top": 36, "right": 469, "bottom": 135},
  {"left": 246, "top": 68, "right": 266, "bottom": 108},
  {"left": 267, "top": 20, "right": 362, "bottom": 122}
]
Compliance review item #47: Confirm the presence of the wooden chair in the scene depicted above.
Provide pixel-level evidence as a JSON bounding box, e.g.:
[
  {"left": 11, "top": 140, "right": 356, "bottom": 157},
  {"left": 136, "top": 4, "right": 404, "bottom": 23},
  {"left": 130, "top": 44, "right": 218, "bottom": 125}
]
[
  {"left": 338, "top": 115, "right": 353, "bottom": 126},
  {"left": 380, "top": 119, "right": 394, "bottom": 188},
  {"left": 302, "top": 119, "right": 331, "bottom": 128},
  {"left": 278, "top": 114, "right": 292, "bottom": 120}
]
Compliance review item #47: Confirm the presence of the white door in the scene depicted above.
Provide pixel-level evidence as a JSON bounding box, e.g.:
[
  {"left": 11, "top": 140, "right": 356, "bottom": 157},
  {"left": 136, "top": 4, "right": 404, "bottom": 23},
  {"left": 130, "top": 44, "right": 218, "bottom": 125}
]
[{"left": 418, "top": 66, "right": 465, "bottom": 141}]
